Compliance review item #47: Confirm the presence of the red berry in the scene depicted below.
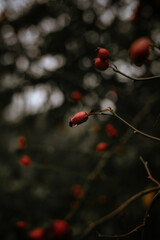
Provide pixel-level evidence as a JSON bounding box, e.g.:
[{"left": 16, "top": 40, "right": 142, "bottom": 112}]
[
  {"left": 71, "top": 91, "right": 82, "bottom": 101},
  {"left": 53, "top": 220, "right": 69, "bottom": 238},
  {"left": 96, "top": 142, "right": 108, "bottom": 152},
  {"left": 28, "top": 228, "right": 44, "bottom": 240},
  {"left": 94, "top": 58, "right": 109, "bottom": 71},
  {"left": 17, "top": 136, "right": 27, "bottom": 150},
  {"left": 19, "top": 155, "right": 31, "bottom": 166},
  {"left": 97, "top": 48, "right": 109, "bottom": 60},
  {"left": 129, "top": 37, "right": 151, "bottom": 66},
  {"left": 69, "top": 111, "right": 88, "bottom": 127},
  {"left": 16, "top": 221, "right": 27, "bottom": 229},
  {"left": 71, "top": 184, "right": 84, "bottom": 199},
  {"left": 105, "top": 124, "right": 118, "bottom": 138}
]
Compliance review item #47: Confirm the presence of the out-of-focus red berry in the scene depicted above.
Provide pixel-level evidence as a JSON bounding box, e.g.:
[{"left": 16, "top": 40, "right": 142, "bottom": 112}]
[
  {"left": 53, "top": 220, "right": 69, "bottom": 238},
  {"left": 105, "top": 124, "right": 118, "bottom": 138},
  {"left": 28, "top": 228, "right": 44, "bottom": 240},
  {"left": 17, "top": 136, "right": 27, "bottom": 150},
  {"left": 16, "top": 221, "right": 27, "bottom": 229},
  {"left": 96, "top": 142, "right": 108, "bottom": 152},
  {"left": 71, "top": 184, "right": 84, "bottom": 199},
  {"left": 71, "top": 91, "right": 82, "bottom": 101},
  {"left": 94, "top": 58, "right": 109, "bottom": 71},
  {"left": 69, "top": 111, "right": 88, "bottom": 127},
  {"left": 97, "top": 48, "right": 109, "bottom": 60},
  {"left": 19, "top": 155, "right": 31, "bottom": 166},
  {"left": 129, "top": 37, "right": 151, "bottom": 66}
]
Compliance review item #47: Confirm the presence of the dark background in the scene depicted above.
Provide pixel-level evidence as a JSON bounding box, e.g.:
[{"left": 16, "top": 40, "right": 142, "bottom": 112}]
[{"left": 0, "top": 0, "right": 160, "bottom": 239}]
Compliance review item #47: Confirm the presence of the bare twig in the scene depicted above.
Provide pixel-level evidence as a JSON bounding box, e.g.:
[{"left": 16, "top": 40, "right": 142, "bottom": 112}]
[
  {"left": 89, "top": 107, "right": 160, "bottom": 142},
  {"left": 97, "top": 223, "right": 144, "bottom": 239},
  {"left": 140, "top": 156, "right": 160, "bottom": 186},
  {"left": 110, "top": 64, "right": 160, "bottom": 81},
  {"left": 65, "top": 96, "right": 158, "bottom": 222},
  {"left": 79, "top": 186, "right": 160, "bottom": 240}
]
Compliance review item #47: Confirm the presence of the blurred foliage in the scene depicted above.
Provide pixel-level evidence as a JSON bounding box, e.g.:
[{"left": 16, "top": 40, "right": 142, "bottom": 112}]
[{"left": 0, "top": 0, "right": 160, "bottom": 239}]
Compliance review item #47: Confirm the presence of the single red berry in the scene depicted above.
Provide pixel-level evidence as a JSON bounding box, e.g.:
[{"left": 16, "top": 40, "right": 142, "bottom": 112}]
[
  {"left": 16, "top": 221, "right": 27, "bottom": 229},
  {"left": 53, "top": 220, "right": 69, "bottom": 238},
  {"left": 97, "top": 48, "right": 109, "bottom": 60},
  {"left": 94, "top": 58, "right": 109, "bottom": 71},
  {"left": 19, "top": 155, "right": 31, "bottom": 166},
  {"left": 71, "top": 184, "right": 84, "bottom": 199},
  {"left": 69, "top": 111, "right": 88, "bottom": 127},
  {"left": 28, "top": 228, "right": 44, "bottom": 240},
  {"left": 71, "top": 91, "right": 82, "bottom": 101},
  {"left": 96, "top": 142, "right": 108, "bottom": 152},
  {"left": 105, "top": 124, "right": 118, "bottom": 138},
  {"left": 17, "top": 136, "right": 27, "bottom": 150},
  {"left": 129, "top": 37, "right": 151, "bottom": 66}
]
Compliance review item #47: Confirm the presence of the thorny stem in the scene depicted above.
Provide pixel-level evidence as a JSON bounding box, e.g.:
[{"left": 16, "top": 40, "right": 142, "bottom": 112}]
[
  {"left": 89, "top": 108, "right": 160, "bottom": 142},
  {"left": 79, "top": 186, "right": 160, "bottom": 240},
  {"left": 109, "top": 64, "right": 160, "bottom": 81},
  {"left": 140, "top": 156, "right": 160, "bottom": 186}
]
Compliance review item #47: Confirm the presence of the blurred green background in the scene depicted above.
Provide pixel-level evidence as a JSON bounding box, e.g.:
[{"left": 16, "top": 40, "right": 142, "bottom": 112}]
[{"left": 0, "top": 0, "right": 160, "bottom": 239}]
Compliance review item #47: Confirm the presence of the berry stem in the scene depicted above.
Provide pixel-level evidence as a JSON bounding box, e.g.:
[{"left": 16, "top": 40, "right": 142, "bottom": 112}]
[
  {"left": 110, "top": 64, "right": 160, "bottom": 81},
  {"left": 89, "top": 108, "right": 160, "bottom": 142},
  {"left": 140, "top": 156, "right": 160, "bottom": 186}
]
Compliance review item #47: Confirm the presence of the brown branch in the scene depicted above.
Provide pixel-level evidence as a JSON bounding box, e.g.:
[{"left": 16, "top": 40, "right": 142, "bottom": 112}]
[
  {"left": 79, "top": 186, "right": 160, "bottom": 239},
  {"left": 97, "top": 223, "right": 144, "bottom": 239},
  {"left": 89, "top": 107, "right": 160, "bottom": 142},
  {"left": 140, "top": 156, "right": 160, "bottom": 186},
  {"left": 65, "top": 96, "right": 158, "bottom": 222},
  {"left": 110, "top": 64, "right": 160, "bottom": 81}
]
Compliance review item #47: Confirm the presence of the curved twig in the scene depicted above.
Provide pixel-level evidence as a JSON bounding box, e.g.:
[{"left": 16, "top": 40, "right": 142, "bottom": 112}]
[
  {"left": 89, "top": 108, "right": 160, "bottom": 142},
  {"left": 79, "top": 186, "right": 160, "bottom": 239},
  {"left": 110, "top": 64, "right": 160, "bottom": 81}
]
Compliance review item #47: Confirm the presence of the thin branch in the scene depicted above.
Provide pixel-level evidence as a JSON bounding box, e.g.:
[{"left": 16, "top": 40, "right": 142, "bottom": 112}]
[
  {"left": 140, "top": 156, "right": 160, "bottom": 186},
  {"left": 97, "top": 223, "right": 144, "bottom": 239},
  {"left": 141, "top": 191, "right": 160, "bottom": 240},
  {"left": 79, "top": 186, "right": 160, "bottom": 240},
  {"left": 66, "top": 96, "right": 158, "bottom": 222},
  {"left": 109, "top": 64, "right": 160, "bottom": 81},
  {"left": 90, "top": 108, "right": 160, "bottom": 142}
]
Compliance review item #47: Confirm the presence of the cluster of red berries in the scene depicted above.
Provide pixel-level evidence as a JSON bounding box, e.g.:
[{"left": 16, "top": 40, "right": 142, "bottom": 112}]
[
  {"left": 16, "top": 219, "right": 70, "bottom": 240},
  {"left": 94, "top": 47, "right": 110, "bottom": 71},
  {"left": 129, "top": 37, "right": 151, "bottom": 66}
]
